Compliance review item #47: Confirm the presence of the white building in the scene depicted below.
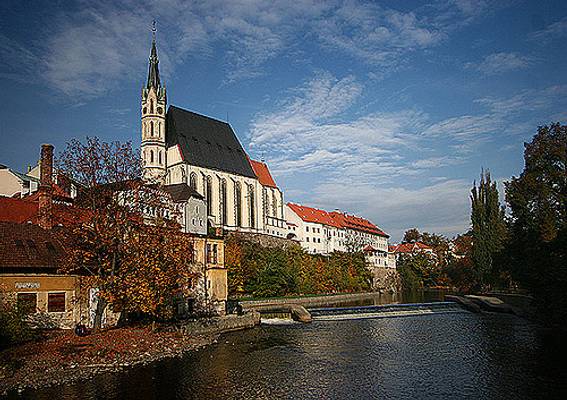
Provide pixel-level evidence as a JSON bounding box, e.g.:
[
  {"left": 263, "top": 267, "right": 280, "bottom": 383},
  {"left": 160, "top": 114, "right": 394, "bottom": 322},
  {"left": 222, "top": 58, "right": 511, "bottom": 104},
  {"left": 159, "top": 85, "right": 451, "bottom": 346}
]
[
  {"left": 0, "top": 164, "right": 39, "bottom": 198},
  {"left": 285, "top": 203, "right": 392, "bottom": 268},
  {"left": 140, "top": 28, "right": 285, "bottom": 238}
]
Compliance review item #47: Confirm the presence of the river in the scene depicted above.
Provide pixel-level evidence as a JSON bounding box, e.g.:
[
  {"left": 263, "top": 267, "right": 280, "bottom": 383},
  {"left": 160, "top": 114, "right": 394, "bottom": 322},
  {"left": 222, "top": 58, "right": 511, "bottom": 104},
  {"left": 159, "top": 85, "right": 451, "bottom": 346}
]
[{"left": 11, "top": 295, "right": 567, "bottom": 399}]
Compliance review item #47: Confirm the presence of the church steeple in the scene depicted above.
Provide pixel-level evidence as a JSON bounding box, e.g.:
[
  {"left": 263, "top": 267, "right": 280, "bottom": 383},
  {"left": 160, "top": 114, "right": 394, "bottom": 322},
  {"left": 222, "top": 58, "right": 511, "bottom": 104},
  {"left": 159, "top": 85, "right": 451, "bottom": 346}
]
[
  {"left": 141, "top": 20, "right": 167, "bottom": 183},
  {"left": 147, "top": 21, "right": 161, "bottom": 89}
]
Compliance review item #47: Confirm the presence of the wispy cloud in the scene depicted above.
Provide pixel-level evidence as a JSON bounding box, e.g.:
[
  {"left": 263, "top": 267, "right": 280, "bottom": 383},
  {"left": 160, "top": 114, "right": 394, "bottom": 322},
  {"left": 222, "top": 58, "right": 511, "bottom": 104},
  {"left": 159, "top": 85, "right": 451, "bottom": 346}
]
[
  {"left": 528, "top": 16, "right": 567, "bottom": 42},
  {"left": 467, "top": 52, "right": 532, "bottom": 75},
  {"left": 1, "top": 0, "right": 507, "bottom": 98}
]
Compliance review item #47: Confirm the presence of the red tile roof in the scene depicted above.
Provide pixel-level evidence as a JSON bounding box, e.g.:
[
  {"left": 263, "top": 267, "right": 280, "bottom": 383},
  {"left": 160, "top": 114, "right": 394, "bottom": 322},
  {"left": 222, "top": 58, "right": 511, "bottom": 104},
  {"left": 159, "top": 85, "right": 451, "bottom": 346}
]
[
  {"left": 363, "top": 244, "right": 377, "bottom": 252},
  {"left": 0, "top": 197, "right": 90, "bottom": 227},
  {"left": 391, "top": 242, "right": 433, "bottom": 253},
  {"left": 287, "top": 203, "right": 388, "bottom": 236},
  {"left": 329, "top": 211, "right": 389, "bottom": 237},
  {"left": 249, "top": 159, "right": 278, "bottom": 188},
  {"left": 287, "top": 203, "right": 342, "bottom": 228},
  {"left": 0, "top": 222, "right": 66, "bottom": 270}
]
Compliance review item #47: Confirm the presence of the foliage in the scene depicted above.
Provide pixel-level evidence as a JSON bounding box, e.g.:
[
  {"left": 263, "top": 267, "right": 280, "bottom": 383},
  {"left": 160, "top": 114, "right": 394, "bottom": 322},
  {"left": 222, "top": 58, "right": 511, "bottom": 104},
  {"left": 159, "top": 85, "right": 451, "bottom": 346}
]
[
  {"left": 470, "top": 170, "right": 507, "bottom": 291},
  {"left": 444, "top": 233, "right": 476, "bottom": 292},
  {"left": 57, "top": 137, "right": 196, "bottom": 327},
  {"left": 504, "top": 123, "right": 567, "bottom": 328},
  {"left": 0, "top": 297, "right": 37, "bottom": 348},
  {"left": 402, "top": 228, "right": 421, "bottom": 243},
  {"left": 401, "top": 228, "right": 451, "bottom": 267},
  {"left": 397, "top": 253, "right": 440, "bottom": 290},
  {"left": 226, "top": 235, "right": 372, "bottom": 298}
]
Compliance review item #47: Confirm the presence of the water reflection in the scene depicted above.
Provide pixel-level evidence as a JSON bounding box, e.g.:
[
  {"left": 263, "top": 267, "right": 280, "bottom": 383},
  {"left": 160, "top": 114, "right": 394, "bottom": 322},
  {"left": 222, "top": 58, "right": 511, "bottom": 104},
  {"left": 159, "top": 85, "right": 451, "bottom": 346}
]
[{"left": 12, "top": 311, "right": 567, "bottom": 399}]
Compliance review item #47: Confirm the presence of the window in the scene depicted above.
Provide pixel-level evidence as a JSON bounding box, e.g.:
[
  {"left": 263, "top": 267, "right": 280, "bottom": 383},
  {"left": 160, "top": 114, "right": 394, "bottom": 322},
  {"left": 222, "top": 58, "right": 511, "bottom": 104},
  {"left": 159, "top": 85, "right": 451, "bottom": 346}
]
[
  {"left": 190, "top": 173, "right": 197, "bottom": 190},
  {"left": 150, "top": 121, "right": 154, "bottom": 136},
  {"left": 306, "top": 226, "right": 309, "bottom": 232},
  {"left": 158, "top": 151, "right": 162, "bottom": 165},
  {"left": 150, "top": 150, "right": 154, "bottom": 163},
  {"left": 206, "top": 176, "right": 213, "bottom": 216},
  {"left": 271, "top": 190, "right": 277, "bottom": 217},
  {"left": 306, "top": 237, "right": 309, "bottom": 242},
  {"left": 248, "top": 184, "right": 255, "bottom": 228},
  {"left": 206, "top": 243, "right": 218, "bottom": 264},
  {"left": 48, "top": 292, "right": 66, "bottom": 312},
  {"left": 17, "top": 293, "right": 37, "bottom": 314},
  {"left": 150, "top": 99, "right": 154, "bottom": 114},
  {"left": 235, "top": 182, "right": 242, "bottom": 227},
  {"left": 220, "top": 179, "right": 227, "bottom": 225}
]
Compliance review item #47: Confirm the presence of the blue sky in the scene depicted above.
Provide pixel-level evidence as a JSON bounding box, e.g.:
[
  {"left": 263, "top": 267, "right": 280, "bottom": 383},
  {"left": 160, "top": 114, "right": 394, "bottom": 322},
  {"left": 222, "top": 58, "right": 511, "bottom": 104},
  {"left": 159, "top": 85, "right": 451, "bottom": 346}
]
[{"left": 1, "top": 0, "right": 566, "bottom": 241}]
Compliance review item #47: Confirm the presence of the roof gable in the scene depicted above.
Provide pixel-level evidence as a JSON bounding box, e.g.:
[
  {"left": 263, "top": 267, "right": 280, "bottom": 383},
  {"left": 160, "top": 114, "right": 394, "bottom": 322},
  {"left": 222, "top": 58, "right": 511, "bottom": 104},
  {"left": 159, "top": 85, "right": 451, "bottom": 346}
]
[
  {"left": 249, "top": 159, "right": 277, "bottom": 188},
  {"left": 166, "top": 106, "right": 256, "bottom": 178}
]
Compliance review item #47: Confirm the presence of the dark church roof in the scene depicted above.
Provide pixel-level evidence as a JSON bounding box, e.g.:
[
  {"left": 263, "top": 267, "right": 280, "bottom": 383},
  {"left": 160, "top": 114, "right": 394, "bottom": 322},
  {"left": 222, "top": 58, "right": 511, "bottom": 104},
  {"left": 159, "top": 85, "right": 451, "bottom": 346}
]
[
  {"left": 163, "top": 183, "right": 204, "bottom": 202},
  {"left": 166, "top": 106, "right": 256, "bottom": 178}
]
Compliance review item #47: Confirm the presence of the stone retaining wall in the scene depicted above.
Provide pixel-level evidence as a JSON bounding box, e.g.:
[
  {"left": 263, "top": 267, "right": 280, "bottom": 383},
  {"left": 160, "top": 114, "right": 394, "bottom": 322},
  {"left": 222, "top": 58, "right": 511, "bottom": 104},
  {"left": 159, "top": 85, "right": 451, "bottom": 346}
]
[
  {"left": 228, "top": 232, "right": 297, "bottom": 249},
  {"left": 176, "top": 311, "right": 260, "bottom": 336},
  {"left": 241, "top": 292, "right": 386, "bottom": 309},
  {"left": 372, "top": 267, "right": 401, "bottom": 293}
]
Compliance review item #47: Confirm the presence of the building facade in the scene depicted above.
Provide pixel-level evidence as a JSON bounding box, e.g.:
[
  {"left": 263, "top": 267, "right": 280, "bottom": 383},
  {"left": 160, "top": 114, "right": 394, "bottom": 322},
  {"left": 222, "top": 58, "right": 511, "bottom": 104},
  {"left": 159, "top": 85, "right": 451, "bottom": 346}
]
[
  {"left": 139, "top": 30, "right": 285, "bottom": 238},
  {"left": 285, "top": 203, "right": 393, "bottom": 268}
]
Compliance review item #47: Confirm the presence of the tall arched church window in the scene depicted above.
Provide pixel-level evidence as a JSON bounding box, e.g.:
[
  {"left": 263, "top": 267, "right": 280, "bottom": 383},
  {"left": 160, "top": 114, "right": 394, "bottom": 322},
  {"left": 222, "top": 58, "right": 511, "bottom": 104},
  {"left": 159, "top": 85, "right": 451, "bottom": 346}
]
[
  {"left": 206, "top": 176, "right": 213, "bottom": 216},
  {"left": 262, "top": 188, "right": 268, "bottom": 221},
  {"left": 248, "top": 185, "right": 255, "bottom": 229},
  {"left": 235, "top": 182, "right": 242, "bottom": 227},
  {"left": 150, "top": 121, "right": 154, "bottom": 136},
  {"left": 150, "top": 99, "right": 154, "bottom": 114},
  {"left": 271, "top": 189, "right": 277, "bottom": 217},
  {"left": 220, "top": 179, "right": 227, "bottom": 225},
  {"left": 150, "top": 150, "right": 154, "bottom": 163},
  {"left": 158, "top": 151, "right": 162, "bottom": 165},
  {"left": 189, "top": 173, "right": 197, "bottom": 190}
]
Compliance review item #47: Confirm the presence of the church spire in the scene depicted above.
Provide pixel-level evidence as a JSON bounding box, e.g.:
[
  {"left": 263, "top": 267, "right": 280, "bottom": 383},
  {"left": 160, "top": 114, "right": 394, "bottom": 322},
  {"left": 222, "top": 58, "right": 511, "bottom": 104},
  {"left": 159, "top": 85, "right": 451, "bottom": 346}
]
[{"left": 147, "top": 20, "right": 161, "bottom": 89}]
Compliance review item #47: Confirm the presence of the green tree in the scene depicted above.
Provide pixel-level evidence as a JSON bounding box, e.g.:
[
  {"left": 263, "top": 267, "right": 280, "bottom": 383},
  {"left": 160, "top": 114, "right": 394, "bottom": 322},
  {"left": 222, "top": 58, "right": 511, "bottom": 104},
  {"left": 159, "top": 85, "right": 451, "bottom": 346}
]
[
  {"left": 470, "top": 170, "right": 507, "bottom": 291},
  {"left": 397, "top": 253, "right": 438, "bottom": 290},
  {"left": 505, "top": 123, "right": 567, "bottom": 328},
  {"left": 403, "top": 228, "right": 421, "bottom": 243}
]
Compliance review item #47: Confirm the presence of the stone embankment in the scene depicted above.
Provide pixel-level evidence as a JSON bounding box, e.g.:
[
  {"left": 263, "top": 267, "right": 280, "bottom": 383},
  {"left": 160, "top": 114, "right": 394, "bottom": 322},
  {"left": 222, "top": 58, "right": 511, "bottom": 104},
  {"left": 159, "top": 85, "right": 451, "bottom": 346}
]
[
  {"left": 445, "top": 294, "right": 523, "bottom": 316},
  {"left": 0, "top": 313, "right": 260, "bottom": 396},
  {"left": 241, "top": 291, "right": 385, "bottom": 309}
]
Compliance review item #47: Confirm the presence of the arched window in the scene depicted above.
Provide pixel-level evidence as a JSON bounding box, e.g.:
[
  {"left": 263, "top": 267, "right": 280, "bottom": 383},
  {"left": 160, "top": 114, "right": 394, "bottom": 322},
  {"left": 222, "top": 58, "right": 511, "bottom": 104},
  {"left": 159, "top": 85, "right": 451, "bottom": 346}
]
[
  {"left": 235, "top": 182, "right": 242, "bottom": 227},
  {"left": 206, "top": 176, "right": 213, "bottom": 216},
  {"left": 248, "top": 184, "right": 255, "bottom": 229},
  {"left": 272, "top": 189, "right": 277, "bottom": 217},
  {"left": 262, "top": 187, "right": 268, "bottom": 221},
  {"left": 150, "top": 121, "right": 154, "bottom": 136},
  {"left": 157, "top": 122, "right": 161, "bottom": 138},
  {"left": 158, "top": 150, "right": 162, "bottom": 165},
  {"left": 189, "top": 173, "right": 197, "bottom": 190},
  {"left": 220, "top": 179, "right": 227, "bottom": 225},
  {"left": 150, "top": 99, "right": 154, "bottom": 114},
  {"left": 150, "top": 150, "right": 154, "bottom": 163}
]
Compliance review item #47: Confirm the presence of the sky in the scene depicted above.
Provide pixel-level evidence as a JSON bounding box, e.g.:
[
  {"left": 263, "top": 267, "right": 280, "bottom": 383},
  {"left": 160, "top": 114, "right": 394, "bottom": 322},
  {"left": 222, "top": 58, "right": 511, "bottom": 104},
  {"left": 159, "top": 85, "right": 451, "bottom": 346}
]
[{"left": 1, "top": 0, "right": 566, "bottom": 241}]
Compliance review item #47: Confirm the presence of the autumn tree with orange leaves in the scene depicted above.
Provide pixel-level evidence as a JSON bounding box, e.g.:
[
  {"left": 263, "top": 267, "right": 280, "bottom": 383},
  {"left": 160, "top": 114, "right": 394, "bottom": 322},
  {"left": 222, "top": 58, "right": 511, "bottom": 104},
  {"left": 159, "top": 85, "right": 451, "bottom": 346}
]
[{"left": 58, "top": 137, "right": 198, "bottom": 329}]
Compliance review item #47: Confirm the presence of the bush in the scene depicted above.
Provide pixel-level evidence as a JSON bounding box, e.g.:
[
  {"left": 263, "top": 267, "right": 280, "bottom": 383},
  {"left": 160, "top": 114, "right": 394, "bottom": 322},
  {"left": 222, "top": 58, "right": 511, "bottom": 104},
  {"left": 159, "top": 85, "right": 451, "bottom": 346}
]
[{"left": 0, "top": 300, "right": 37, "bottom": 348}]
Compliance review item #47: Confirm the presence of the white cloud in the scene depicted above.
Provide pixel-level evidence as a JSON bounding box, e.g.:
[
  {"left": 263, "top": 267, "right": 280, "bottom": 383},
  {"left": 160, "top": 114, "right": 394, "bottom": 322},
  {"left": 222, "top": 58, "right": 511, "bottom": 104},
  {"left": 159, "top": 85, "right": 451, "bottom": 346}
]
[
  {"left": 2, "top": 0, "right": 502, "bottom": 98},
  {"left": 468, "top": 52, "right": 532, "bottom": 75},
  {"left": 528, "top": 16, "right": 567, "bottom": 42},
  {"left": 311, "top": 179, "right": 472, "bottom": 240}
]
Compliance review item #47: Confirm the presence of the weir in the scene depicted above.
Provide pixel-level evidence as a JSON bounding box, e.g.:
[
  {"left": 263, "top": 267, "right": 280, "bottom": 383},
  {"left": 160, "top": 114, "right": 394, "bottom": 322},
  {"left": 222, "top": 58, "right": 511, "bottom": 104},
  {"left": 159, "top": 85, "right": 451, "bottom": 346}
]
[{"left": 307, "top": 301, "right": 467, "bottom": 321}]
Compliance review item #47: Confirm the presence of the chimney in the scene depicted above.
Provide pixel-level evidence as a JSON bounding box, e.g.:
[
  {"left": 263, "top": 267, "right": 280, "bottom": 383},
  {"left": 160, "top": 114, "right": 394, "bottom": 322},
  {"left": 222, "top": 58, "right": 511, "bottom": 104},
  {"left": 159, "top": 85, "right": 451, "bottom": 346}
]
[{"left": 38, "top": 144, "right": 54, "bottom": 230}]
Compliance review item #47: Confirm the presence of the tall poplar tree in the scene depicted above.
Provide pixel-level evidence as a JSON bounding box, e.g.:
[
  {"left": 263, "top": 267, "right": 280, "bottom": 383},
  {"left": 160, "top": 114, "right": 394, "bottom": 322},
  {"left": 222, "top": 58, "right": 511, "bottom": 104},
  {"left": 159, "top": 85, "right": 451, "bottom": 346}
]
[{"left": 470, "top": 170, "right": 507, "bottom": 290}]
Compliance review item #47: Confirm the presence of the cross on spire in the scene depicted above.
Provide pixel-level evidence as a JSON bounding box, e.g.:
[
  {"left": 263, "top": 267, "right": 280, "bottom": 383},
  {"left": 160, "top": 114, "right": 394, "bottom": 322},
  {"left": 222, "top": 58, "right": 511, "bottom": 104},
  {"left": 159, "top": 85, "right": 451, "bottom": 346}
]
[{"left": 147, "top": 20, "right": 161, "bottom": 89}]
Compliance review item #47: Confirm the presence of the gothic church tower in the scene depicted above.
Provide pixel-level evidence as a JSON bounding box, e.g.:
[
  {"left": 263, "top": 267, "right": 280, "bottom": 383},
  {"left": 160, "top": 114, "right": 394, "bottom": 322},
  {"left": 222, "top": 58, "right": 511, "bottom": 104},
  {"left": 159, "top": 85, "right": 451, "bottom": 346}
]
[{"left": 141, "top": 23, "right": 167, "bottom": 183}]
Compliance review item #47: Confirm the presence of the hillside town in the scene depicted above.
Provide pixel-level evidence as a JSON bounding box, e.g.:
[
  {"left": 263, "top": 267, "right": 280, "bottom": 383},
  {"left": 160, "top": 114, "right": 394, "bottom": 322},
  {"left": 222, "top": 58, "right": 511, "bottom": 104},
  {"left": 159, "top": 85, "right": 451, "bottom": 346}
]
[
  {"left": 0, "top": 31, "right": 417, "bottom": 332},
  {"left": 2, "top": 10, "right": 566, "bottom": 398}
]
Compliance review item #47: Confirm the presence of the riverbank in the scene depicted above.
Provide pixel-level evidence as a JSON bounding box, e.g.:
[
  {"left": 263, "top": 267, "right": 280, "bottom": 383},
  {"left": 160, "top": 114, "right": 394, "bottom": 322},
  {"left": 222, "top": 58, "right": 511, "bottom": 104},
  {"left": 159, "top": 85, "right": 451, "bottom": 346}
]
[
  {"left": 0, "top": 313, "right": 261, "bottom": 396},
  {"left": 0, "top": 326, "right": 215, "bottom": 396}
]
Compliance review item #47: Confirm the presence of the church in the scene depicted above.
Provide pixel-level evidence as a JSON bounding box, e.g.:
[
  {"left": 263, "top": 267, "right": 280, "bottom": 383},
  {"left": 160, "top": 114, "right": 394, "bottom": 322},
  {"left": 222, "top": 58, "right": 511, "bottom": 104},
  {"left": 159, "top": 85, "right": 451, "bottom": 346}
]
[{"left": 140, "top": 29, "right": 286, "bottom": 238}]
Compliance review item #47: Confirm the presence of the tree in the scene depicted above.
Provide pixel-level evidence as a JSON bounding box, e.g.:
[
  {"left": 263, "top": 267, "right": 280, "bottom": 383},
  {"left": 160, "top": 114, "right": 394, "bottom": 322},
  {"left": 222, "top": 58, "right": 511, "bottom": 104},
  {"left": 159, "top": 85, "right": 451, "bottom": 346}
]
[
  {"left": 58, "top": 137, "right": 196, "bottom": 328},
  {"left": 505, "top": 123, "right": 567, "bottom": 327},
  {"left": 403, "top": 228, "right": 421, "bottom": 243},
  {"left": 470, "top": 170, "right": 507, "bottom": 291}
]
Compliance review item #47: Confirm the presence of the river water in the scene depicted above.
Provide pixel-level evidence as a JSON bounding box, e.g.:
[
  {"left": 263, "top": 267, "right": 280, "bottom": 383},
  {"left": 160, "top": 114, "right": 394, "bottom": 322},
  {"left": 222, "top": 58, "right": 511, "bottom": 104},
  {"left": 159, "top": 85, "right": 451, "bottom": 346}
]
[{"left": 12, "top": 295, "right": 567, "bottom": 400}]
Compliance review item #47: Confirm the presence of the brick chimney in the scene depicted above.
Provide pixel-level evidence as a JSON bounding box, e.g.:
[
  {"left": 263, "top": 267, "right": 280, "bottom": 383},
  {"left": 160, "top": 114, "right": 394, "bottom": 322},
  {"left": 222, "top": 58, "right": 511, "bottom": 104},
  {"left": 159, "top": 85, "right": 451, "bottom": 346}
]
[{"left": 38, "top": 144, "right": 54, "bottom": 230}]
